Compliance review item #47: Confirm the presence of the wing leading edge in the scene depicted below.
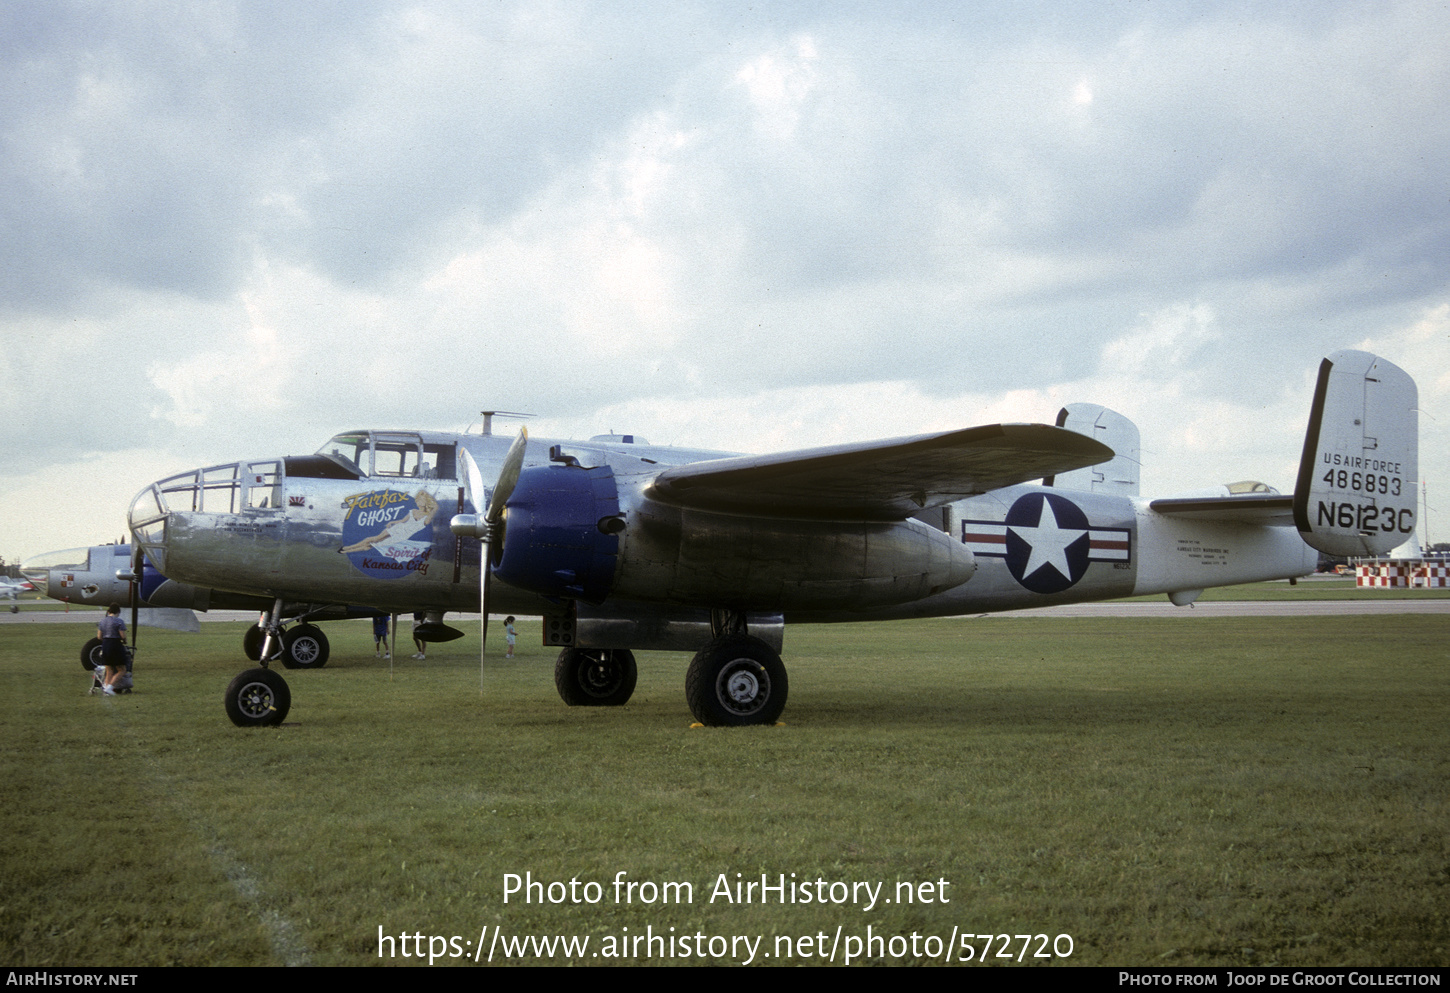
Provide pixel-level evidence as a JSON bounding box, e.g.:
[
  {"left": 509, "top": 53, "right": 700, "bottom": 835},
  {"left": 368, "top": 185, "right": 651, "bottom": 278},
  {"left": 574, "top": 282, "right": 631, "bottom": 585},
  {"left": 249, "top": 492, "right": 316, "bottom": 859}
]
[{"left": 650, "top": 423, "right": 1114, "bottom": 520}]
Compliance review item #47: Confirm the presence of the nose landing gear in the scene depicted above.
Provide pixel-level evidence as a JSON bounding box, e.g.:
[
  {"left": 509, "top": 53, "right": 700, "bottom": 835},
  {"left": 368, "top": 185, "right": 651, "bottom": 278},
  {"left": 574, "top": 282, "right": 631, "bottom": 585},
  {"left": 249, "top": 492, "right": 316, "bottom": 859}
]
[
  {"left": 225, "top": 598, "right": 292, "bottom": 727},
  {"left": 224, "top": 667, "right": 291, "bottom": 727}
]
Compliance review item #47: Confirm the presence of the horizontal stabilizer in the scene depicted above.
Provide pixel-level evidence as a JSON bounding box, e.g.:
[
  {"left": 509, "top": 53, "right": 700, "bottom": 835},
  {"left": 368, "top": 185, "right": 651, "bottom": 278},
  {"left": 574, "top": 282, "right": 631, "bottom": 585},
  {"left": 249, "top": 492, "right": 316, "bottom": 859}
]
[
  {"left": 1149, "top": 494, "right": 1294, "bottom": 525},
  {"left": 651, "top": 423, "right": 1113, "bottom": 520}
]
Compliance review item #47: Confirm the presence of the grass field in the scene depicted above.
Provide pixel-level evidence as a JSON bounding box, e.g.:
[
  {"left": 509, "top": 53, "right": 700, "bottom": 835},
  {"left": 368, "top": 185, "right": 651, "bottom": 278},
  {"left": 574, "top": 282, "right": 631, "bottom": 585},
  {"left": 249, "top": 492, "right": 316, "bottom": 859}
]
[{"left": 2, "top": 613, "right": 1446, "bottom": 967}]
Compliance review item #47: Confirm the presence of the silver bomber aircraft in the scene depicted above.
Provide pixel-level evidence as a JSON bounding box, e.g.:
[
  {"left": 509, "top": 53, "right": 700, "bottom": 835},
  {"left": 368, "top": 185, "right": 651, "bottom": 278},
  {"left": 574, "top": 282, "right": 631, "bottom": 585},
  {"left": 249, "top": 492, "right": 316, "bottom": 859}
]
[{"left": 124, "top": 350, "right": 1417, "bottom": 728}]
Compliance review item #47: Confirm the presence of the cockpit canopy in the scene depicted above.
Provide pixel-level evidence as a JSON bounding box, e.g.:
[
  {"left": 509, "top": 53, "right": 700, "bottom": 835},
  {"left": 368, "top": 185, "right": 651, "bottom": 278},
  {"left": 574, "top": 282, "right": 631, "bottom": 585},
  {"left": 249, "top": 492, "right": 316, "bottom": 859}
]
[{"left": 316, "top": 432, "right": 457, "bottom": 480}]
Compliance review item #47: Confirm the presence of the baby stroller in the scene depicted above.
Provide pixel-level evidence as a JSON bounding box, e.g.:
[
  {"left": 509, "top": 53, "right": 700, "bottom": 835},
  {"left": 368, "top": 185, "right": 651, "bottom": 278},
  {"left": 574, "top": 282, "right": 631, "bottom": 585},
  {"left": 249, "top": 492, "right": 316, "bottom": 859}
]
[{"left": 84, "top": 641, "right": 133, "bottom": 695}]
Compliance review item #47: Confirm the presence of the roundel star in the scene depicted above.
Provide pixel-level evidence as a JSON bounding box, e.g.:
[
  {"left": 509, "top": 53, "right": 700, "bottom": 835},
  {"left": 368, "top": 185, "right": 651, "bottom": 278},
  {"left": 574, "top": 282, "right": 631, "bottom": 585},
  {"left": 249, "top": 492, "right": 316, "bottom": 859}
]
[{"left": 1003, "top": 492, "right": 1092, "bottom": 594}]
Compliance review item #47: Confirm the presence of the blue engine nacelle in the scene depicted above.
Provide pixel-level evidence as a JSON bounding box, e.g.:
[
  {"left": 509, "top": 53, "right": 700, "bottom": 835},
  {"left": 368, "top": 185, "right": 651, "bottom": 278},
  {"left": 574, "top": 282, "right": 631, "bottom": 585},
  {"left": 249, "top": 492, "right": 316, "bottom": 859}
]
[{"left": 493, "top": 464, "right": 621, "bottom": 604}]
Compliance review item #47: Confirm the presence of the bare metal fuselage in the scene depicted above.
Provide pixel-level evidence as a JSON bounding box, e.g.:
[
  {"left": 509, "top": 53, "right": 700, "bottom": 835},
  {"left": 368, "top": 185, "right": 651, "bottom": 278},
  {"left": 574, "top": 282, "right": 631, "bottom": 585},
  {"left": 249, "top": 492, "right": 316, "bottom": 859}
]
[{"left": 131, "top": 430, "right": 1317, "bottom": 647}]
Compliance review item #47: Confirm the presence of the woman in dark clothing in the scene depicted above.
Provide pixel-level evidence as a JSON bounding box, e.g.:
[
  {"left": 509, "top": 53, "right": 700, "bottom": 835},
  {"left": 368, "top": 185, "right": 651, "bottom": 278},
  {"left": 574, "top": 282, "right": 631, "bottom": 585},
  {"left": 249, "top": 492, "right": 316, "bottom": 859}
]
[{"left": 97, "top": 603, "right": 128, "bottom": 695}]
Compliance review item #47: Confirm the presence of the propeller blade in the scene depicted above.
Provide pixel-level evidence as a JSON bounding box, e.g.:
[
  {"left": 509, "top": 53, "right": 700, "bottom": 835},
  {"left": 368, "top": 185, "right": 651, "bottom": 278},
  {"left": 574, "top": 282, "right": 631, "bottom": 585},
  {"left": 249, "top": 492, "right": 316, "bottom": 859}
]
[
  {"left": 479, "top": 559, "right": 492, "bottom": 693},
  {"left": 451, "top": 429, "right": 528, "bottom": 689},
  {"left": 487, "top": 427, "right": 528, "bottom": 523},
  {"left": 129, "top": 544, "right": 142, "bottom": 652},
  {"left": 461, "top": 446, "right": 486, "bottom": 522}
]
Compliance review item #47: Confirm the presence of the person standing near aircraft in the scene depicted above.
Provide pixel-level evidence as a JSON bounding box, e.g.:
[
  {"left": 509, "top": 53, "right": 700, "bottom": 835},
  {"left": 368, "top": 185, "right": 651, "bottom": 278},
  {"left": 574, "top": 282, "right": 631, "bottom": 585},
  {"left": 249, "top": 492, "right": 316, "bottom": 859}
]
[
  {"left": 372, "top": 614, "right": 390, "bottom": 658},
  {"left": 411, "top": 611, "right": 427, "bottom": 659},
  {"left": 97, "top": 603, "right": 128, "bottom": 695},
  {"left": 504, "top": 616, "right": 516, "bottom": 659}
]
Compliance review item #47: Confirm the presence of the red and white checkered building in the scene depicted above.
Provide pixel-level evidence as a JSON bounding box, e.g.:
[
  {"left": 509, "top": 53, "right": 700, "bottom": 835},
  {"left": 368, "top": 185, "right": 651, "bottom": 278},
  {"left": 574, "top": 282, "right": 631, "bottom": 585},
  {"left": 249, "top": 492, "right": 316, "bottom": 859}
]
[{"left": 1355, "top": 559, "right": 1450, "bottom": 588}]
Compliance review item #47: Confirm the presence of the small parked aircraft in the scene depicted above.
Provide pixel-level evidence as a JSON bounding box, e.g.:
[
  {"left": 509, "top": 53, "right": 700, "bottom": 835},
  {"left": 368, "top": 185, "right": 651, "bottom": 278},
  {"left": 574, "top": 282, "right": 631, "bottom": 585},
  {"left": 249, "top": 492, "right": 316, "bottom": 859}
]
[
  {"left": 124, "top": 350, "right": 1417, "bottom": 728},
  {"left": 21, "top": 543, "right": 388, "bottom": 670},
  {"left": 0, "top": 577, "right": 35, "bottom": 600}
]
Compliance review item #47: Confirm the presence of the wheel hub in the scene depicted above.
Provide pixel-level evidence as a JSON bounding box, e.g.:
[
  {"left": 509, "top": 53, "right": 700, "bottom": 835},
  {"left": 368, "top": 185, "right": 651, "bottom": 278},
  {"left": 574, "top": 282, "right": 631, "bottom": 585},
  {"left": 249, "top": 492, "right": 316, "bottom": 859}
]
[
  {"left": 237, "top": 682, "right": 276, "bottom": 720},
  {"left": 717, "top": 659, "right": 769, "bottom": 715},
  {"left": 582, "top": 659, "right": 621, "bottom": 695}
]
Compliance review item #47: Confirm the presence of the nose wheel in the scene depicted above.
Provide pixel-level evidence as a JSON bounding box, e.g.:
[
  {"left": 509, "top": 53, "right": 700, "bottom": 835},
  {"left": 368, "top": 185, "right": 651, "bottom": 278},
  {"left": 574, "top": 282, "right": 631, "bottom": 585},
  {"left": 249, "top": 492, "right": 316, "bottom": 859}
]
[{"left": 224, "top": 667, "right": 291, "bottom": 727}]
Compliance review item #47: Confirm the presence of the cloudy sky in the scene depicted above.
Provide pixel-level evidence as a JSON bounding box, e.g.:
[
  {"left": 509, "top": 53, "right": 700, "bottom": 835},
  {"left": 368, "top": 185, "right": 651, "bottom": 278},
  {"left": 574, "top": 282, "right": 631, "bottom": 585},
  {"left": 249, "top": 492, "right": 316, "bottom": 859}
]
[{"left": 3, "top": 1, "right": 1447, "bottom": 564}]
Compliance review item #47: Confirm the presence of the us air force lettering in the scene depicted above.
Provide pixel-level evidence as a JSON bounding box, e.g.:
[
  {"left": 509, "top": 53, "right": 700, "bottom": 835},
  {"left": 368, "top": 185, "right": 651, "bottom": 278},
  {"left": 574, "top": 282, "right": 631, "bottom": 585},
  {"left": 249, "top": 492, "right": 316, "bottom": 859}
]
[
  {"left": 116, "top": 350, "right": 1418, "bottom": 728},
  {"left": 1292, "top": 351, "right": 1418, "bottom": 556}
]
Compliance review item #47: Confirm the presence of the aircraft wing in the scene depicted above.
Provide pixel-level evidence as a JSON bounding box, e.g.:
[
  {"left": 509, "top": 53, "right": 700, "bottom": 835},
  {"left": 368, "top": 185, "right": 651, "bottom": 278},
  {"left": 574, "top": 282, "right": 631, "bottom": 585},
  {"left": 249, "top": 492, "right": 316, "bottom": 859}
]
[
  {"left": 650, "top": 423, "right": 1113, "bottom": 520},
  {"left": 1149, "top": 495, "right": 1295, "bottom": 525}
]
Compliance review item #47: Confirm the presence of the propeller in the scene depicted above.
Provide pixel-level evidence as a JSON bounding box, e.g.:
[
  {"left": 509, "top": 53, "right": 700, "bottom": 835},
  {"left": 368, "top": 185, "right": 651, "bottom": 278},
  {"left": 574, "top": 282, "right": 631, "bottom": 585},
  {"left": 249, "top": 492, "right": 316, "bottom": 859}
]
[
  {"left": 452, "top": 428, "right": 528, "bottom": 692},
  {"left": 112, "top": 542, "right": 144, "bottom": 669},
  {"left": 130, "top": 544, "right": 142, "bottom": 651}
]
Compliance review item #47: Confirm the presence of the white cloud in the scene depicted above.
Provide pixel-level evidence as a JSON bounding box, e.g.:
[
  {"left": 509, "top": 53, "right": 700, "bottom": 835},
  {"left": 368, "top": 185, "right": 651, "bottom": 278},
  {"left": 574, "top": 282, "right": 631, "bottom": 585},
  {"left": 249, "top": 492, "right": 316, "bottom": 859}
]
[{"left": 3, "top": 2, "right": 1449, "bottom": 558}]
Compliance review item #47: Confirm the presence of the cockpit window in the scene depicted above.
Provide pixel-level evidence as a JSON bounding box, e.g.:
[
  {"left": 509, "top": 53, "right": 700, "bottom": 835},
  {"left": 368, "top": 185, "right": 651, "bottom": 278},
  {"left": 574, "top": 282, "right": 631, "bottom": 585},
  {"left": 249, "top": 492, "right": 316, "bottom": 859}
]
[
  {"left": 372, "top": 436, "right": 421, "bottom": 477},
  {"left": 318, "top": 433, "right": 369, "bottom": 474},
  {"left": 244, "top": 462, "right": 282, "bottom": 509},
  {"left": 315, "top": 432, "right": 456, "bottom": 480},
  {"left": 21, "top": 547, "right": 93, "bottom": 571},
  {"left": 423, "top": 443, "right": 456, "bottom": 480}
]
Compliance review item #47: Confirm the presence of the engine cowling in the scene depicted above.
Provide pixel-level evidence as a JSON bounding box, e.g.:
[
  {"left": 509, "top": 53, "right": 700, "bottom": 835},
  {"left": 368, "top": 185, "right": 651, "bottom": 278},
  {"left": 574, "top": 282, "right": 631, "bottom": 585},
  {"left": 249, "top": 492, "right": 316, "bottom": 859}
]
[{"left": 492, "top": 464, "right": 622, "bottom": 604}]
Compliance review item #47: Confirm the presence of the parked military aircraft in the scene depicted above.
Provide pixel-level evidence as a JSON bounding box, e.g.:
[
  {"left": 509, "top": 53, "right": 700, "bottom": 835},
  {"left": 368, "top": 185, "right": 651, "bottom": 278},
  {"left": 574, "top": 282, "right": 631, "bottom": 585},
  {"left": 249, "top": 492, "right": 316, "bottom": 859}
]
[
  {"left": 124, "top": 351, "right": 1417, "bottom": 728},
  {"left": 21, "top": 543, "right": 389, "bottom": 669},
  {"left": 0, "top": 577, "right": 35, "bottom": 599}
]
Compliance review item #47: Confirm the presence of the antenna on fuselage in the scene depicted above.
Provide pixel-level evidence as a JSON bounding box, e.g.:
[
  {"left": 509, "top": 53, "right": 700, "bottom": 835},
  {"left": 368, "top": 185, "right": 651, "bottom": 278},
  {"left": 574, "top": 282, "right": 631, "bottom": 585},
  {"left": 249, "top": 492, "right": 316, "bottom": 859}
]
[{"left": 478, "top": 411, "right": 533, "bottom": 436}]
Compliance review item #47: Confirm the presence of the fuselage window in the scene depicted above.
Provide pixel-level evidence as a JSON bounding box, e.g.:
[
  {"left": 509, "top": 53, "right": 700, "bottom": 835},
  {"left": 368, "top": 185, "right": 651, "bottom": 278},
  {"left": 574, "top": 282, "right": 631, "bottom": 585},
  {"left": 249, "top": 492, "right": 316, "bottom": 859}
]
[
  {"left": 373, "top": 443, "right": 420, "bottom": 477},
  {"left": 423, "top": 444, "right": 457, "bottom": 480}
]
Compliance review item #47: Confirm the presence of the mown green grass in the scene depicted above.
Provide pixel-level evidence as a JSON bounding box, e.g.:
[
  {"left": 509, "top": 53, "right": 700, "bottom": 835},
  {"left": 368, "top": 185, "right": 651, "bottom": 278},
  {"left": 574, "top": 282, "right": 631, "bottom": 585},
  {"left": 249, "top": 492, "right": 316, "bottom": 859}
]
[{"left": 1, "top": 614, "right": 1446, "bottom": 967}]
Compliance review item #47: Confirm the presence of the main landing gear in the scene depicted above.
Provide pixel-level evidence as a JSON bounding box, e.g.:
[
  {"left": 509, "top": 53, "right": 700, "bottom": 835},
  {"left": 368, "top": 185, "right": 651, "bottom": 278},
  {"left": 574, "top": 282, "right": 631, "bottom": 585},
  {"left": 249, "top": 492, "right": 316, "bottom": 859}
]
[
  {"left": 682, "top": 610, "right": 787, "bottom": 726},
  {"left": 685, "top": 634, "right": 787, "bottom": 727},
  {"left": 242, "top": 620, "right": 330, "bottom": 669},
  {"left": 555, "top": 648, "right": 638, "bottom": 706},
  {"left": 81, "top": 638, "right": 107, "bottom": 671},
  {"left": 551, "top": 611, "right": 789, "bottom": 726},
  {"left": 225, "top": 599, "right": 292, "bottom": 727}
]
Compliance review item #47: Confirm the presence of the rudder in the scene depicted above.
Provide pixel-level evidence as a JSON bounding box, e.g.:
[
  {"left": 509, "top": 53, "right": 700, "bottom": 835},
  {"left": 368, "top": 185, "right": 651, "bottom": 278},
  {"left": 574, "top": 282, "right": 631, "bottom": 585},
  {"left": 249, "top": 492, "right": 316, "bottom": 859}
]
[{"left": 1293, "top": 350, "right": 1418, "bottom": 557}]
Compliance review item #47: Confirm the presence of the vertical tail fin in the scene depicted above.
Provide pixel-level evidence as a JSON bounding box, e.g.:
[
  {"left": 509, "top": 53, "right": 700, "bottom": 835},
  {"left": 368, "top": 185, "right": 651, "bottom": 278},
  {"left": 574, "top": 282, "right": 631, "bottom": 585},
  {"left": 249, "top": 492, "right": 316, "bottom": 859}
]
[
  {"left": 1293, "top": 350, "right": 1418, "bottom": 557},
  {"left": 1047, "top": 403, "right": 1141, "bottom": 495}
]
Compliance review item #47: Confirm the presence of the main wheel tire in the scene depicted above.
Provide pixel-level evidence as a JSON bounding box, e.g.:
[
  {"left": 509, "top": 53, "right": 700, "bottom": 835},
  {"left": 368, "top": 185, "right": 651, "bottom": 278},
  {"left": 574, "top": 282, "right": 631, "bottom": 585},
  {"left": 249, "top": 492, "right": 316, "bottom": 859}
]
[
  {"left": 224, "top": 667, "right": 291, "bottom": 727},
  {"left": 555, "top": 648, "right": 637, "bottom": 706},
  {"left": 685, "top": 635, "right": 788, "bottom": 727},
  {"left": 81, "top": 637, "right": 105, "bottom": 671},
  {"left": 280, "top": 625, "right": 329, "bottom": 669},
  {"left": 242, "top": 623, "right": 265, "bottom": 661}
]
